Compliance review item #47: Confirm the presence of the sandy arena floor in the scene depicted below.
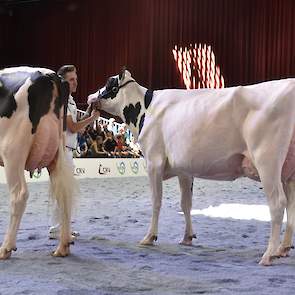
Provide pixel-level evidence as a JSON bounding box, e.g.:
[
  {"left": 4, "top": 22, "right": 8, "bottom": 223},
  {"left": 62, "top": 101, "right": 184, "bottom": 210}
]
[{"left": 1, "top": 177, "right": 295, "bottom": 295}]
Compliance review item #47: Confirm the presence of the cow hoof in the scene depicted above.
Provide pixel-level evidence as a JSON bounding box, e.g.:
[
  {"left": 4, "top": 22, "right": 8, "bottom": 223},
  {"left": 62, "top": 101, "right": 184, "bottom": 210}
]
[
  {"left": 179, "top": 239, "right": 193, "bottom": 246},
  {"left": 259, "top": 258, "right": 272, "bottom": 266},
  {"left": 0, "top": 251, "right": 11, "bottom": 260},
  {"left": 140, "top": 235, "right": 157, "bottom": 246},
  {"left": 179, "top": 234, "right": 196, "bottom": 246},
  {"left": 51, "top": 245, "right": 70, "bottom": 257},
  {"left": 276, "top": 245, "right": 293, "bottom": 258},
  {"left": 0, "top": 247, "right": 16, "bottom": 260},
  {"left": 259, "top": 255, "right": 277, "bottom": 266}
]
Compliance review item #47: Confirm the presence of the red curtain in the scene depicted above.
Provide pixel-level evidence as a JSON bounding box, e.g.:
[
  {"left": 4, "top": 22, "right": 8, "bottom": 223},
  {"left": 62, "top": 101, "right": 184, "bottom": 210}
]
[{"left": 0, "top": 0, "right": 294, "bottom": 107}]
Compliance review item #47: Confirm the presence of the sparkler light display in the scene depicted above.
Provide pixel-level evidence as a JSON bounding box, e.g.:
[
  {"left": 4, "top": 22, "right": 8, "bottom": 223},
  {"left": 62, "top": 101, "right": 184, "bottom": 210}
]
[{"left": 173, "top": 43, "right": 225, "bottom": 89}]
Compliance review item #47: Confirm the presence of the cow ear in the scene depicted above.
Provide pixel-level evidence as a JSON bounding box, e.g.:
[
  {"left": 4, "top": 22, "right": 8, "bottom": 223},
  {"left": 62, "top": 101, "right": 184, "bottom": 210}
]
[
  {"left": 125, "top": 70, "right": 131, "bottom": 78},
  {"left": 119, "top": 67, "right": 126, "bottom": 80}
]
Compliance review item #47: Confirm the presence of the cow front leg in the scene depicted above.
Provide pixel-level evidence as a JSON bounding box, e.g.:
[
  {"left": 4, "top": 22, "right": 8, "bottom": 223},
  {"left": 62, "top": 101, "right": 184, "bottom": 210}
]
[
  {"left": 178, "top": 176, "right": 196, "bottom": 246},
  {"left": 140, "top": 166, "right": 163, "bottom": 245},
  {"left": 0, "top": 165, "right": 28, "bottom": 260}
]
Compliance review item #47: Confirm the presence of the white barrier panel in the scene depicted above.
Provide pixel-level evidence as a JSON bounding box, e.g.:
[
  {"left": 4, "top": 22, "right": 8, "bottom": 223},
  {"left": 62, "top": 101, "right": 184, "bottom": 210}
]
[{"left": 0, "top": 158, "right": 147, "bottom": 184}]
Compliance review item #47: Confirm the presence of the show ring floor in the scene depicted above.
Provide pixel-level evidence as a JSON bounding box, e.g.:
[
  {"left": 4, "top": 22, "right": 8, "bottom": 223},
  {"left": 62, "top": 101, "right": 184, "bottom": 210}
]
[{"left": 0, "top": 177, "right": 295, "bottom": 295}]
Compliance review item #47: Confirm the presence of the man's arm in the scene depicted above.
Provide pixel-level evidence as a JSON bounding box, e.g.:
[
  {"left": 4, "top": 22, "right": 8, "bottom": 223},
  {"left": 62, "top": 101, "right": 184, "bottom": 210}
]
[
  {"left": 80, "top": 104, "right": 92, "bottom": 120},
  {"left": 80, "top": 102, "right": 101, "bottom": 120},
  {"left": 67, "top": 110, "right": 100, "bottom": 133}
]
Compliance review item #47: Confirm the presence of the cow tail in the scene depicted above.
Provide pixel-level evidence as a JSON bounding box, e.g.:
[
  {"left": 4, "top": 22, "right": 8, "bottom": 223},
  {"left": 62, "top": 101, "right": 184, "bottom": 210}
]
[
  {"left": 49, "top": 140, "right": 79, "bottom": 242},
  {"left": 285, "top": 181, "right": 295, "bottom": 232}
]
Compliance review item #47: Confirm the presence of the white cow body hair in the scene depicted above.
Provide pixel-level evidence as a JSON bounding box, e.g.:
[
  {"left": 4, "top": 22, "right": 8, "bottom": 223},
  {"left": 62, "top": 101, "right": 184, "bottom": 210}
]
[{"left": 89, "top": 70, "right": 295, "bottom": 265}]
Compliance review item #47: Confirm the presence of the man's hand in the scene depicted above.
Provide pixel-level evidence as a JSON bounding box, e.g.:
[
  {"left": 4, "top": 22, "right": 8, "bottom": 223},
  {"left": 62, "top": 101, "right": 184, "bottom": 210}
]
[
  {"left": 81, "top": 102, "right": 101, "bottom": 120},
  {"left": 92, "top": 101, "right": 101, "bottom": 111},
  {"left": 91, "top": 109, "right": 100, "bottom": 120},
  {"left": 90, "top": 102, "right": 101, "bottom": 120},
  {"left": 85, "top": 104, "right": 92, "bottom": 116}
]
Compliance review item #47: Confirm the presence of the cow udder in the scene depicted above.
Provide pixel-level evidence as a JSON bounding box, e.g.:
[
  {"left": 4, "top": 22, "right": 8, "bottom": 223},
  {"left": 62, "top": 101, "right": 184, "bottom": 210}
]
[{"left": 25, "top": 113, "right": 60, "bottom": 171}]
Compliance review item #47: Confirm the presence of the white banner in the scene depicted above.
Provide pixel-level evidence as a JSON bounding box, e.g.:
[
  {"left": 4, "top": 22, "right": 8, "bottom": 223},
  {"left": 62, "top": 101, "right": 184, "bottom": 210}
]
[{"left": 0, "top": 158, "right": 147, "bottom": 184}]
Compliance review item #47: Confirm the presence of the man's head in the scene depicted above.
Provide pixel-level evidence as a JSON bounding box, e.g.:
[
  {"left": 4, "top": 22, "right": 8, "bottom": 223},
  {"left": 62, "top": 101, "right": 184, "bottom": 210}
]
[
  {"left": 57, "top": 65, "right": 77, "bottom": 94},
  {"left": 96, "top": 135, "right": 103, "bottom": 144}
]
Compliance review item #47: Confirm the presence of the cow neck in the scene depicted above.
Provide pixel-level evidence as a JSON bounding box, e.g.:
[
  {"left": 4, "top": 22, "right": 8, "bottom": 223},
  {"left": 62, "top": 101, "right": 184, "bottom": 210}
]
[
  {"left": 138, "top": 89, "right": 153, "bottom": 136},
  {"left": 120, "top": 84, "right": 153, "bottom": 140}
]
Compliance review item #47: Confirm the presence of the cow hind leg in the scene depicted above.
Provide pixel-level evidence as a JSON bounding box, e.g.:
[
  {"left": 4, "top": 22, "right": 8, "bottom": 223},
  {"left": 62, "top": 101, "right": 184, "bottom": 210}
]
[
  {"left": 50, "top": 142, "right": 78, "bottom": 257},
  {"left": 277, "top": 181, "right": 295, "bottom": 257},
  {"left": 254, "top": 163, "right": 287, "bottom": 266},
  {"left": 178, "top": 175, "right": 196, "bottom": 246},
  {"left": 0, "top": 161, "right": 28, "bottom": 260},
  {"left": 244, "top": 117, "right": 294, "bottom": 265}
]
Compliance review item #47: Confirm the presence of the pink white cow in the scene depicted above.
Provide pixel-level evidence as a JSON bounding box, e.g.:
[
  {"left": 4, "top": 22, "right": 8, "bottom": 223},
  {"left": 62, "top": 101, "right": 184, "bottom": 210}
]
[
  {"left": 88, "top": 69, "right": 295, "bottom": 266},
  {"left": 0, "top": 66, "right": 77, "bottom": 259}
]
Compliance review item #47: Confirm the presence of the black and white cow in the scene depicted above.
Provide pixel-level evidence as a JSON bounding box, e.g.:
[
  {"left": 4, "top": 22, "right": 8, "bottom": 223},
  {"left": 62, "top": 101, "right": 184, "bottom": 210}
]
[
  {"left": 0, "top": 66, "right": 77, "bottom": 259},
  {"left": 88, "top": 69, "right": 295, "bottom": 266}
]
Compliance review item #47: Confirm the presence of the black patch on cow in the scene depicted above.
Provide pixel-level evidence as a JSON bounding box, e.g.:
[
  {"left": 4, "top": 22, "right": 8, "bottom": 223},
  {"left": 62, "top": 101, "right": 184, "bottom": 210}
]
[
  {"left": 0, "top": 70, "right": 45, "bottom": 119},
  {"left": 28, "top": 75, "right": 54, "bottom": 134},
  {"left": 0, "top": 82, "right": 17, "bottom": 118},
  {"left": 30, "top": 71, "right": 43, "bottom": 83},
  {"left": 100, "top": 77, "right": 119, "bottom": 99},
  {"left": 123, "top": 102, "right": 141, "bottom": 127},
  {"left": 136, "top": 90, "right": 153, "bottom": 135},
  {"left": 46, "top": 73, "right": 70, "bottom": 124},
  {"left": 0, "top": 71, "right": 42, "bottom": 94},
  {"left": 144, "top": 89, "right": 153, "bottom": 109},
  {"left": 138, "top": 113, "right": 145, "bottom": 135}
]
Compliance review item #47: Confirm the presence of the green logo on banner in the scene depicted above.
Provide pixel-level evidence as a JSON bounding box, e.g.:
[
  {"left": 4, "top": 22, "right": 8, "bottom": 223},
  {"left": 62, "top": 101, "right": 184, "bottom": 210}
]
[
  {"left": 130, "top": 161, "right": 139, "bottom": 174},
  {"left": 32, "top": 169, "right": 42, "bottom": 179},
  {"left": 116, "top": 162, "right": 126, "bottom": 175}
]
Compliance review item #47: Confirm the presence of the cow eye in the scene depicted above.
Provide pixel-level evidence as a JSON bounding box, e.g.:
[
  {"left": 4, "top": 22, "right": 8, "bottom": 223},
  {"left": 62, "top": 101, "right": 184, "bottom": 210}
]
[{"left": 112, "top": 86, "right": 118, "bottom": 93}]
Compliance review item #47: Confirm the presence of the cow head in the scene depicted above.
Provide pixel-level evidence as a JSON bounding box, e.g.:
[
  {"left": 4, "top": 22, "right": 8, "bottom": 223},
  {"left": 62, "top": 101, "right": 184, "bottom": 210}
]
[{"left": 88, "top": 68, "right": 136, "bottom": 116}]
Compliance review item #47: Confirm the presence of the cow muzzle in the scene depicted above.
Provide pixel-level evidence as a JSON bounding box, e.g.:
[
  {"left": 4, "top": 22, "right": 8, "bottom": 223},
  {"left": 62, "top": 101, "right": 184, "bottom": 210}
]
[{"left": 87, "top": 92, "right": 100, "bottom": 105}]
